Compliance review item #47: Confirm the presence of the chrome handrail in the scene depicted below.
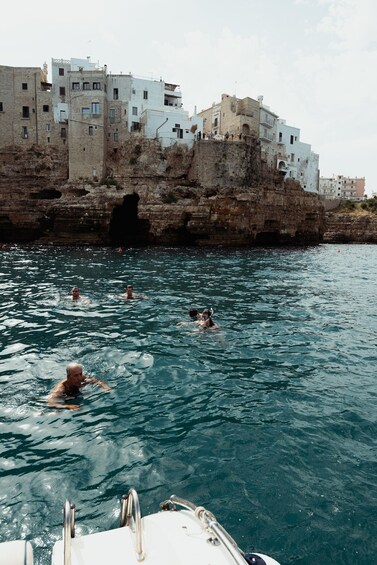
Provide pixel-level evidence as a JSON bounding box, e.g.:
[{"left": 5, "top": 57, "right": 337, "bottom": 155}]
[
  {"left": 120, "top": 488, "right": 144, "bottom": 561},
  {"left": 63, "top": 500, "right": 75, "bottom": 565},
  {"left": 166, "top": 495, "right": 247, "bottom": 565}
]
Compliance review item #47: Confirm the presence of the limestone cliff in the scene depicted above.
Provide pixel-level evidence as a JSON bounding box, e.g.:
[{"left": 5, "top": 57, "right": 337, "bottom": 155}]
[
  {"left": 0, "top": 140, "right": 325, "bottom": 246},
  {"left": 324, "top": 210, "right": 377, "bottom": 243}
]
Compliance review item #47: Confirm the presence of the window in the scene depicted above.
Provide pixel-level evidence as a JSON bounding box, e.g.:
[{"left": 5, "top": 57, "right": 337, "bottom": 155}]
[
  {"left": 132, "top": 106, "right": 138, "bottom": 116},
  {"left": 143, "top": 90, "right": 148, "bottom": 100},
  {"left": 22, "top": 83, "right": 28, "bottom": 90},
  {"left": 47, "top": 137, "right": 50, "bottom": 143},
  {"left": 113, "top": 88, "right": 119, "bottom": 100},
  {"left": 60, "top": 128, "right": 67, "bottom": 139},
  {"left": 214, "top": 117, "right": 218, "bottom": 127},
  {"left": 131, "top": 122, "right": 140, "bottom": 131},
  {"left": 0, "top": 102, "right": 3, "bottom": 112},
  {"left": 290, "top": 135, "right": 294, "bottom": 144},
  {"left": 89, "top": 126, "right": 94, "bottom": 136},
  {"left": 114, "top": 132, "right": 119, "bottom": 142},
  {"left": 91, "top": 102, "right": 100, "bottom": 115},
  {"left": 291, "top": 153, "right": 295, "bottom": 162},
  {"left": 59, "top": 68, "right": 64, "bottom": 76},
  {"left": 22, "top": 106, "right": 30, "bottom": 118},
  {"left": 132, "top": 88, "right": 136, "bottom": 94},
  {"left": 82, "top": 107, "right": 90, "bottom": 116},
  {"left": 278, "top": 132, "right": 283, "bottom": 142},
  {"left": 60, "top": 110, "right": 66, "bottom": 122},
  {"left": 59, "top": 87, "right": 66, "bottom": 96},
  {"left": 109, "top": 108, "right": 115, "bottom": 124},
  {"left": 46, "top": 123, "right": 51, "bottom": 131},
  {"left": 93, "top": 82, "right": 101, "bottom": 90},
  {"left": 172, "top": 127, "right": 183, "bottom": 139},
  {"left": 72, "top": 82, "right": 80, "bottom": 90},
  {"left": 22, "top": 126, "right": 28, "bottom": 139},
  {"left": 43, "top": 104, "right": 49, "bottom": 112},
  {"left": 83, "top": 82, "right": 90, "bottom": 90}
]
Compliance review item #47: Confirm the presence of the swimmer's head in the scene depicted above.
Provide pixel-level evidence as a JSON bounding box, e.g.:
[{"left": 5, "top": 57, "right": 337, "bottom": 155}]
[
  {"left": 202, "top": 309, "right": 212, "bottom": 319},
  {"left": 189, "top": 308, "right": 199, "bottom": 319},
  {"left": 66, "top": 363, "right": 83, "bottom": 378}
]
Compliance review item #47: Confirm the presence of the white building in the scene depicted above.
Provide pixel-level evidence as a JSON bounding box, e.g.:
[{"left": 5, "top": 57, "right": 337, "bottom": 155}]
[
  {"left": 107, "top": 75, "right": 202, "bottom": 148},
  {"left": 276, "top": 120, "right": 319, "bottom": 193}
]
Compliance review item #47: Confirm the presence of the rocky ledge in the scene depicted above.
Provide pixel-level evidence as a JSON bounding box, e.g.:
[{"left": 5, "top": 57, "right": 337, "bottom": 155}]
[
  {"left": 324, "top": 210, "right": 377, "bottom": 243},
  {"left": 0, "top": 140, "right": 325, "bottom": 246}
]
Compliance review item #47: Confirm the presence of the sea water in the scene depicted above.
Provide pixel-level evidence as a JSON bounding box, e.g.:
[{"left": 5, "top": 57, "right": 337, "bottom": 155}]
[{"left": 0, "top": 244, "right": 376, "bottom": 564}]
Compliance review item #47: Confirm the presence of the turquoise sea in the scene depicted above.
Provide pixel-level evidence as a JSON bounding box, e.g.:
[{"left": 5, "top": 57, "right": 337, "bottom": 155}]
[{"left": 0, "top": 244, "right": 376, "bottom": 564}]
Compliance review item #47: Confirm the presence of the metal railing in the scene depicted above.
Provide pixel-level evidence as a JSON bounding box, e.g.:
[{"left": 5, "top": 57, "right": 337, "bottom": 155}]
[
  {"left": 161, "top": 495, "right": 247, "bottom": 565},
  {"left": 63, "top": 500, "right": 75, "bottom": 565},
  {"left": 120, "top": 488, "right": 144, "bottom": 561}
]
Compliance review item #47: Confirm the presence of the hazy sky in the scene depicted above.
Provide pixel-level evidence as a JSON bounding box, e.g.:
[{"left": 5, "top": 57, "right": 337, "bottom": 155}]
[{"left": 1, "top": 0, "right": 376, "bottom": 193}]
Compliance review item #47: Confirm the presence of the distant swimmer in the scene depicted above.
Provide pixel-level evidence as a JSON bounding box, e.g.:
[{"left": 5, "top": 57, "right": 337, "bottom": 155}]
[
  {"left": 47, "top": 362, "right": 111, "bottom": 411},
  {"left": 199, "top": 308, "right": 220, "bottom": 330},
  {"left": 117, "top": 284, "right": 147, "bottom": 300},
  {"left": 189, "top": 308, "right": 203, "bottom": 321},
  {"left": 70, "top": 286, "right": 91, "bottom": 304}
]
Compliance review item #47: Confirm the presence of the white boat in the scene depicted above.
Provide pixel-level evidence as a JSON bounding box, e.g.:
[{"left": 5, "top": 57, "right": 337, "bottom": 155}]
[{"left": 0, "top": 489, "right": 281, "bottom": 565}]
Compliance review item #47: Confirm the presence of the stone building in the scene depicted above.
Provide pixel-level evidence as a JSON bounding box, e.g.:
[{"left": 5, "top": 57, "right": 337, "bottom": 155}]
[
  {"left": 0, "top": 64, "right": 53, "bottom": 147},
  {"left": 319, "top": 175, "right": 366, "bottom": 199},
  {"left": 198, "top": 94, "right": 260, "bottom": 140},
  {"left": 0, "top": 57, "right": 202, "bottom": 181},
  {"left": 198, "top": 93, "right": 319, "bottom": 193}
]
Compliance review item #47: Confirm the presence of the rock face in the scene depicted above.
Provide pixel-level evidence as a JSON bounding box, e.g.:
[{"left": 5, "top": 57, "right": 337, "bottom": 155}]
[
  {"left": 324, "top": 211, "right": 377, "bottom": 243},
  {"left": 0, "top": 140, "right": 325, "bottom": 246}
]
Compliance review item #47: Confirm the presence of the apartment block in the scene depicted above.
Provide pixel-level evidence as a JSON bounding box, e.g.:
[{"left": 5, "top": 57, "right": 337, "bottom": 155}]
[
  {"left": 276, "top": 120, "right": 319, "bottom": 193},
  {"left": 319, "top": 175, "right": 365, "bottom": 200},
  {"left": 0, "top": 64, "right": 54, "bottom": 147}
]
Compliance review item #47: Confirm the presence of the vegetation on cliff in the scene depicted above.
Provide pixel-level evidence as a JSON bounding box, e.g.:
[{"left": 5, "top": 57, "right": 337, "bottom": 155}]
[{"left": 339, "top": 198, "right": 377, "bottom": 214}]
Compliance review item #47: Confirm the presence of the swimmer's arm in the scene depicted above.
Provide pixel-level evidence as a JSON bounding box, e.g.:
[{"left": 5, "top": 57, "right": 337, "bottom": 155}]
[{"left": 86, "top": 377, "right": 111, "bottom": 391}]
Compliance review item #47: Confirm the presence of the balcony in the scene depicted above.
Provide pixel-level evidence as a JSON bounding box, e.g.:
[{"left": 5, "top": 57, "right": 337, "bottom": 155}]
[
  {"left": 260, "top": 131, "right": 273, "bottom": 142},
  {"left": 260, "top": 116, "right": 274, "bottom": 128}
]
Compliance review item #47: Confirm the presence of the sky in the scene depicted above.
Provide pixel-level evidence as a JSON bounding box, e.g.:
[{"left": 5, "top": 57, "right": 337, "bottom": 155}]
[{"left": 1, "top": 0, "right": 376, "bottom": 193}]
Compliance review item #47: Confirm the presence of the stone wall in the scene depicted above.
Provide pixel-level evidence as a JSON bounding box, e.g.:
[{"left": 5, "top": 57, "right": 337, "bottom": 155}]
[{"left": 0, "top": 139, "right": 325, "bottom": 246}]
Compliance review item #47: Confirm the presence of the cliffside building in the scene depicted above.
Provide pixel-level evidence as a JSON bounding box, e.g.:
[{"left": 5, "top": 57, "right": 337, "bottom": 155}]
[
  {"left": 0, "top": 64, "right": 54, "bottom": 147},
  {"left": 199, "top": 94, "right": 319, "bottom": 193},
  {"left": 276, "top": 120, "right": 319, "bottom": 193},
  {"left": 0, "top": 57, "right": 202, "bottom": 180},
  {"left": 319, "top": 175, "right": 366, "bottom": 200},
  {"left": 198, "top": 94, "right": 260, "bottom": 140}
]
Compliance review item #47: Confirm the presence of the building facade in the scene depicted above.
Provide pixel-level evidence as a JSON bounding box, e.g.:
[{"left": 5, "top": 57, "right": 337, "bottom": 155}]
[
  {"left": 0, "top": 64, "right": 54, "bottom": 147},
  {"left": 258, "top": 96, "right": 278, "bottom": 168},
  {"left": 0, "top": 57, "right": 202, "bottom": 180},
  {"left": 319, "top": 175, "right": 366, "bottom": 199},
  {"left": 198, "top": 94, "right": 260, "bottom": 139},
  {"left": 276, "top": 120, "right": 319, "bottom": 193}
]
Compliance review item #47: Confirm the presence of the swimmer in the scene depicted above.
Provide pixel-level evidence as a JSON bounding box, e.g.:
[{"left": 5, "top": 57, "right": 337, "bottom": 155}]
[
  {"left": 70, "top": 286, "right": 90, "bottom": 304},
  {"left": 199, "top": 308, "right": 220, "bottom": 330},
  {"left": 177, "top": 307, "right": 203, "bottom": 326},
  {"left": 117, "top": 284, "right": 147, "bottom": 300},
  {"left": 47, "top": 362, "right": 111, "bottom": 411}
]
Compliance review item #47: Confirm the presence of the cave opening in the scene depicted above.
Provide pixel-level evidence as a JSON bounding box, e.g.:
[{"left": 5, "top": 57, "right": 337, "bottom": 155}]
[{"left": 109, "top": 193, "right": 151, "bottom": 246}]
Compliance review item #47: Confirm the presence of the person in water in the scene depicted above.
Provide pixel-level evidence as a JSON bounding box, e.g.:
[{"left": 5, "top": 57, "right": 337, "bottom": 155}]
[
  {"left": 118, "top": 284, "right": 147, "bottom": 300},
  {"left": 48, "top": 363, "right": 111, "bottom": 411},
  {"left": 199, "top": 309, "right": 220, "bottom": 330},
  {"left": 70, "top": 286, "right": 90, "bottom": 304},
  {"left": 189, "top": 308, "right": 203, "bottom": 321}
]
